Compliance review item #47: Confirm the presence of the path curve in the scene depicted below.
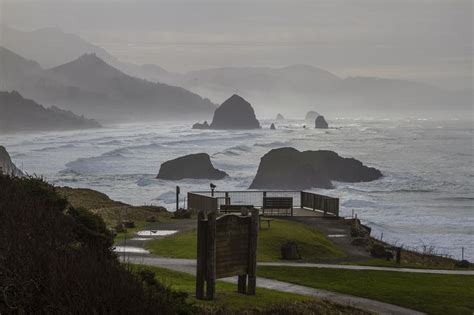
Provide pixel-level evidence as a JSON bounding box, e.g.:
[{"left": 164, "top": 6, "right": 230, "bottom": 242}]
[{"left": 124, "top": 256, "right": 429, "bottom": 315}]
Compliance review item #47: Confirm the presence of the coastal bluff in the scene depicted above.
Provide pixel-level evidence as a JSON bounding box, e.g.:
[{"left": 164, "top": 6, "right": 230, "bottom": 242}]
[
  {"left": 157, "top": 153, "right": 228, "bottom": 180},
  {"left": 249, "top": 147, "right": 382, "bottom": 190},
  {"left": 0, "top": 146, "right": 23, "bottom": 176}
]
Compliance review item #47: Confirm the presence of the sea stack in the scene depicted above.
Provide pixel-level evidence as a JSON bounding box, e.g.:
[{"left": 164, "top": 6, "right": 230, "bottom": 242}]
[
  {"left": 276, "top": 113, "right": 285, "bottom": 121},
  {"left": 157, "top": 153, "right": 228, "bottom": 180},
  {"left": 249, "top": 147, "right": 382, "bottom": 190},
  {"left": 305, "top": 111, "right": 320, "bottom": 121},
  {"left": 209, "top": 94, "right": 261, "bottom": 129},
  {"left": 270, "top": 123, "right": 276, "bottom": 130},
  {"left": 315, "top": 115, "right": 329, "bottom": 129},
  {"left": 192, "top": 121, "right": 210, "bottom": 129},
  {"left": 0, "top": 146, "right": 23, "bottom": 177}
]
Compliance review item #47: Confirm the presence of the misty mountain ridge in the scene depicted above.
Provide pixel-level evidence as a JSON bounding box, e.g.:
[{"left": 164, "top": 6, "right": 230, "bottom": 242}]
[
  {"left": 1, "top": 26, "right": 471, "bottom": 118},
  {"left": 0, "top": 48, "right": 216, "bottom": 122},
  {"left": 0, "top": 90, "right": 100, "bottom": 133}
]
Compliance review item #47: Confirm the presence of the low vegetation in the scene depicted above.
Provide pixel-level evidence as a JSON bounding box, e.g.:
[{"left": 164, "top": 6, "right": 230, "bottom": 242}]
[
  {"left": 258, "top": 266, "right": 474, "bottom": 315},
  {"left": 0, "top": 176, "right": 193, "bottom": 314},
  {"left": 57, "top": 187, "right": 172, "bottom": 226},
  {"left": 131, "top": 265, "right": 371, "bottom": 314},
  {"left": 146, "top": 219, "right": 345, "bottom": 261}
]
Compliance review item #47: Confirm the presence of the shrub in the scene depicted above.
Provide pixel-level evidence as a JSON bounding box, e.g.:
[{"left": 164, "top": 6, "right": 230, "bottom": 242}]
[{"left": 0, "top": 175, "right": 194, "bottom": 314}]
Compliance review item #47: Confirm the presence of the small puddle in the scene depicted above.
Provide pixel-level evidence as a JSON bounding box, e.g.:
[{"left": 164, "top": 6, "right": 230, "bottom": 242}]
[
  {"left": 137, "top": 230, "right": 178, "bottom": 237},
  {"left": 328, "top": 234, "right": 348, "bottom": 238},
  {"left": 114, "top": 246, "right": 150, "bottom": 254}
]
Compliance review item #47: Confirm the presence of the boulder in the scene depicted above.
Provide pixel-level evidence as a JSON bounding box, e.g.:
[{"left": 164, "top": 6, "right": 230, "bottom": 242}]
[
  {"left": 276, "top": 113, "right": 285, "bottom": 120},
  {"left": 157, "top": 153, "right": 228, "bottom": 180},
  {"left": 209, "top": 94, "right": 260, "bottom": 129},
  {"left": 249, "top": 147, "right": 383, "bottom": 190},
  {"left": 192, "top": 121, "right": 210, "bottom": 129},
  {"left": 351, "top": 237, "right": 370, "bottom": 247},
  {"left": 270, "top": 123, "right": 276, "bottom": 130},
  {"left": 305, "top": 111, "right": 320, "bottom": 121},
  {"left": 370, "top": 244, "right": 387, "bottom": 258},
  {"left": 315, "top": 115, "right": 329, "bottom": 129},
  {"left": 0, "top": 146, "right": 23, "bottom": 176}
]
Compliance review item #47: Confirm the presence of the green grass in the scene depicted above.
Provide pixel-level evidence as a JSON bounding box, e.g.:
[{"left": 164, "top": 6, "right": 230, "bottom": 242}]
[
  {"left": 145, "top": 219, "right": 345, "bottom": 262},
  {"left": 346, "top": 258, "right": 473, "bottom": 270},
  {"left": 258, "top": 266, "right": 474, "bottom": 315},
  {"left": 129, "top": 265, "right": 370, "bottom": 314},
  {"left": 131, "top": 265, "right": 309, "bottom": 309}
]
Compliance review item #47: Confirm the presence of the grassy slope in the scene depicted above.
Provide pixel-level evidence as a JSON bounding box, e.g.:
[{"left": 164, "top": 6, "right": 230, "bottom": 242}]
[
  {"left": 130, "top": 265, "right": 370, "bottom": 314},
  {"left": 145, "top": 219, "right": 345, "bottom": 262},
  {"left": 57, "top": 187, "right": 172, "bottom": 226},
  {"left": 258, "top": 266, "right": 474, "bottom": 315}
]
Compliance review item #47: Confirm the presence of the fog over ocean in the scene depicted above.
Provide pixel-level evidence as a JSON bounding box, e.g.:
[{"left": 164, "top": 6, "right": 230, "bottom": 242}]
[{"left": 3, "top": 118, "right": 473, "bottom": 260}]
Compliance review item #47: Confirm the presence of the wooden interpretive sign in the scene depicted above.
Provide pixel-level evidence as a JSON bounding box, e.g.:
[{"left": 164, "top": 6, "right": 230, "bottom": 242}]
[{"left": 196, "top": 209, "right": 259, "bottom": 300}]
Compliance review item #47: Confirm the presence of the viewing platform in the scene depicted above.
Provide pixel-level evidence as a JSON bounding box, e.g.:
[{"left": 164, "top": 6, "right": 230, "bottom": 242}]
[{"left": 188, "top": 190, "right": 340, "bottom": 218}]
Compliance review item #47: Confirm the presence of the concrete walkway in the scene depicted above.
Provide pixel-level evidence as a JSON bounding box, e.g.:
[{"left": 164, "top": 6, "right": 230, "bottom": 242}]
[
  {"left": 124, "top": 256, "right": 432, "bottom": 315},
  {"left": 122, "top": 255, "right": 474, "bottom": 275}
]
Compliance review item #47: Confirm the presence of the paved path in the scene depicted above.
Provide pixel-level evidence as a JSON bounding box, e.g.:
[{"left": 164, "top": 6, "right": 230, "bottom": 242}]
[
  {"left": 122, "top": 255, "right": 474, "bottom": 275},
  {"left": 124, "top": 256, "right": 426, "bottom": 315}
]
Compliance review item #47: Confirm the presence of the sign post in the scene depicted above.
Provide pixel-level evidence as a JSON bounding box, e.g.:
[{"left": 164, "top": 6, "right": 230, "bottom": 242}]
[{"left": 196, "top": 208, "right": 259, "bottom": 300}]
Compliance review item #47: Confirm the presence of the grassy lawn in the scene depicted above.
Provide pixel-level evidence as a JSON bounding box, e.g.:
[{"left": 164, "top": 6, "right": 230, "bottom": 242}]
[
  {"left": 346, "top": 258, "right": 473, "bottom": 270},
  {"left": 129, "top": 265, "right": 369, "bottom": 314},
  {"left": 258, "top": 266, "right": 474, "bottom": 315},
  {"left": 57, "top": 187, "right": 172, "bottom": 226},
  {"left": 145, "top": 219, "right": 345, "bottom": 262}
]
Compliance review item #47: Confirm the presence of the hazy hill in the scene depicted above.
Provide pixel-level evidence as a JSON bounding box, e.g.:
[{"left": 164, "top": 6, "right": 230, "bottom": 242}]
[
  {"left": 2, "top": 26, "right": 470, "bottom": 118},
  {"left": 0, "top": 48, "right": 216, "bottom": 121},
  {"left": 0, "top": 91, "right": 100, "bottom": 133}
]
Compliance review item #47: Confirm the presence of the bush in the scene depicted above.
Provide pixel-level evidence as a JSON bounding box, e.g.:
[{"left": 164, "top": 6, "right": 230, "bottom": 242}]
[{"left": 0, "top": 175, "right": 194, "bottom": 314}]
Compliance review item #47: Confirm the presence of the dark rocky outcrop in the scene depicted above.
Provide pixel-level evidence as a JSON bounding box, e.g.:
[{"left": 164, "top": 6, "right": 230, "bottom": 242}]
[
  {"left": 276, "top": 113, "right": 285, "bottom": 120},
  {"left": 270, "top": 123, "right": 276, "bottom": 130},
  {"left": 305, "top": 111, "right": 320, "bottom": 121},
  {"left": 192, "top": 121, "right": 210, "bottom": 129},
  {"left": 0, "top": 146, "right": 23, "bottom": 176},
  {"left": 209, "top": 94, "right": 260, "bottom": 129},
  {"left": 249, "top": 147, "right": 383, "bottom": 190},
  {"left": 157, "top": 153, "right": 228, "bottom": 180},
  {"left": 315, "top": 115, "right": 329, "bottom": 129}
]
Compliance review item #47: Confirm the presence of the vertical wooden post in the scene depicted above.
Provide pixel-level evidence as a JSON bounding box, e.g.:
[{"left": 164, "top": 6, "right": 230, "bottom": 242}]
[
  {"left": 225, "top": 192, "right": 230, "bottom": 205},
  {"left": 300, "top": 191, "right": 304, "bottom": 208},
  {"left": 238, "top": 275, "right": 247, "bottom": 294},
  {"left": 206, "top": 211, "right": 217, "bottom": 300},
  {"left": 312, "top": 194, "right": 316, "bottom": 212},
  {"left": 195, "top": 211, "right": 207, "bottom": 300},
  {"left": 396, "top": 247, "right": 401, "bottom": 264},
  {"left": 176, "top": 186, "right": 180, "bottom": 211},
  {"left": 262, "top": 191, "right": 267, "bottom": 216},
  {"left": 247, "top": 209, "right": 259, "bottom": 295}
]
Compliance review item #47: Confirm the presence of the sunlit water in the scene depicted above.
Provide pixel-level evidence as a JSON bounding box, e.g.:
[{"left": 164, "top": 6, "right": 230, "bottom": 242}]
[{"left": 3, "top": 118, "right": 473, "bottom": 260}]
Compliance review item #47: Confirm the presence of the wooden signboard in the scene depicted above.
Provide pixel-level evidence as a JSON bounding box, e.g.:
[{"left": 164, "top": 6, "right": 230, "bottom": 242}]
[{"left": 196, "top": 209, "right": 258, "bottom": 300}]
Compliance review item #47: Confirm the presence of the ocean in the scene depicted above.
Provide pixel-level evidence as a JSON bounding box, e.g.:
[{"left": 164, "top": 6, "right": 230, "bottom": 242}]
[{"left": 2, "top": 118, "right": 473, "bottom": 260}]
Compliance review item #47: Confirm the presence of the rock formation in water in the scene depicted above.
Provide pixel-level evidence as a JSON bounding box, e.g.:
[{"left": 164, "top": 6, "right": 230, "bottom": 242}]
[
  {"left": 0, "top": 146, "right": 24, "bottom": 176},
  {"left": 157, "top": 153, "right": 228, "bottom": 180},
  {"left": 209, "top": 94, "right": 261, "bottom": 129},
  {"left": 0, "top": 91, "right": 101, "bottom": 133},
  {"left": 192, "top": 121, "right": 210, "bottom": 129},
  {"left": 249, "top": 147, "right": 382, "bottom": 190},
  {"left": 315, "top": 115, "right": 329, "bottom": 129},
  {"left": 305, "top": 111, "right": 320, "bottom": 121},
  {"left": 270, "top": 123, "right": 276, "bottom": 130},
  {"left": 276, "top": 113, "right": 285, "bottom": 120}
]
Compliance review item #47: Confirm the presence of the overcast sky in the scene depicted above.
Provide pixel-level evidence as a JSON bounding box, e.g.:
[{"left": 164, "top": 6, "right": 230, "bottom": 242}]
[{"left": 1, "top": 0, "right": 472, "bottom": 89}]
